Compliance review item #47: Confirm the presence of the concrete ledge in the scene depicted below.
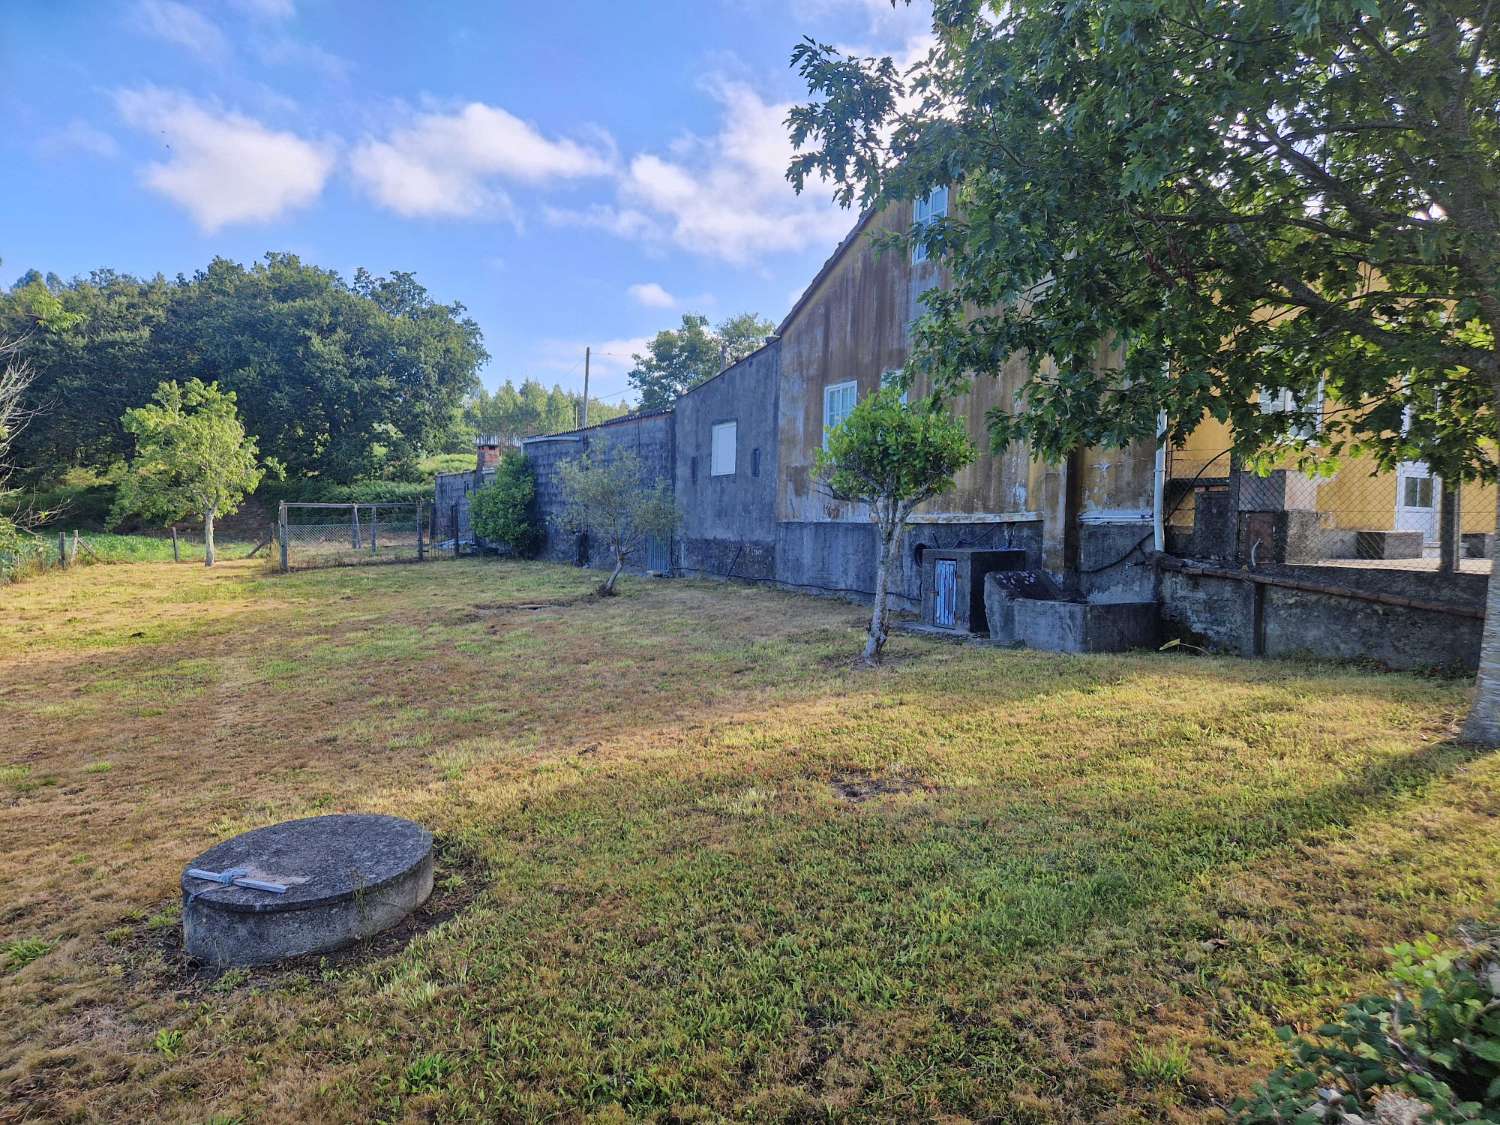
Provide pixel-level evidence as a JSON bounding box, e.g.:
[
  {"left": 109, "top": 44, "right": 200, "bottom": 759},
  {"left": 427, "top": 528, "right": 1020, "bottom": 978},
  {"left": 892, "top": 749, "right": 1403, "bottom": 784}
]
[
  {"left": 1012, "top": 599, "right": 1160, "bottom": 654},
  {"left": 1355, "top": 530, "right": 1424, "bottom": 560}
]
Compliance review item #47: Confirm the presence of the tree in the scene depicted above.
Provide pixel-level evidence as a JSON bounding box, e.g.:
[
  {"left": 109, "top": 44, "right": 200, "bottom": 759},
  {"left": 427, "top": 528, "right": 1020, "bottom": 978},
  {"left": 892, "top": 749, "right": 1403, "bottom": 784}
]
[
  {"left": 2, "top": 254, "right": 486, "bottom": 486},
  {"left": 112, "top": 380, "right": 270, "bottom": 566},
  {"left": 787, "top": 1, "right": 1500, "bottom": 732},
  {"left": 470, "top": 449, "right": 541, "bottom": 556},
  {"left": 557, "top": 451, "right": 679, "bottom": 595},
  {"left": 816, "top": 386, "right": 975, "bottom": 664},
  {"left": 461, "top": 379, "right": 628, "bottom": 446},
  {"left": 627, "top": 312, "right": 776, "bottom": 410},
  {"left": 0, "top": 338, "right": 39, "bottom": 577}
]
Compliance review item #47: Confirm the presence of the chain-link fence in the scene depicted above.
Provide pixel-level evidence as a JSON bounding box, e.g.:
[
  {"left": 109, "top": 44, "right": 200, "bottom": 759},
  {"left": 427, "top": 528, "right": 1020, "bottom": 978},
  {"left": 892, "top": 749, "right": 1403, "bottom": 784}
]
[
  {"left": 1167, "top": 448, "right": 1493, "bottom": 575},
  {"left": 276, "top": 502, "right": 431, "bottom": 571}
]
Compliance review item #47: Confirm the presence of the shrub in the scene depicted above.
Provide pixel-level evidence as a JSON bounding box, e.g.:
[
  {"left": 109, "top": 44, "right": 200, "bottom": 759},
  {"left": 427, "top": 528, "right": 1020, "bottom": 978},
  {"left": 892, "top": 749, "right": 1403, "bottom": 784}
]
[
  {"left": 470, "top": 450, "right": 540, "bottom": 556},
  {"left": 1234, "top": 933, "right": 1500, "bottom": 1124},
  {"left": 260, "top": 478, "right": 433, "bottom": 506}
]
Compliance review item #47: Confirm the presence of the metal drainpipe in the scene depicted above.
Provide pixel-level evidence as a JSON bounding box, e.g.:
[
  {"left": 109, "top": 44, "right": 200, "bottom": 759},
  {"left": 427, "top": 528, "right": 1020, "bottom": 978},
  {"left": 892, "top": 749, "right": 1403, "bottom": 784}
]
[{"left": 1152, "top": 412, "right": 1167, "bottom": 554}]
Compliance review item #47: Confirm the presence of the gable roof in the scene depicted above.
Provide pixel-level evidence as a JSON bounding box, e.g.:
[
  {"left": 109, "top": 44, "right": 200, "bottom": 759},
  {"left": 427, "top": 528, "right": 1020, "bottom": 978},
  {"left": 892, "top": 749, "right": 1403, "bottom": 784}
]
[{"left": 775, "top": 207, "right": 878, "bottom": 337}]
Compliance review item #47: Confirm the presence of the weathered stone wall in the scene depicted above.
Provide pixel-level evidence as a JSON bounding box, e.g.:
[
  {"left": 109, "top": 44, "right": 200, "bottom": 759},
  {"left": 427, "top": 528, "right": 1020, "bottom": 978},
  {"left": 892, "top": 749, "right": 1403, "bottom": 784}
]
[
  {"left": 1159, "top": 563, "right": 1486, "bottom": 672},
  {"left": 673, "top": 343, "right": 781, "bottom": 581},
  {"left": 434, "top": 468, "right": 494, "bottom": 544},
  {"left": 523, "top": 410, "right": 676, "bottom": 574}
]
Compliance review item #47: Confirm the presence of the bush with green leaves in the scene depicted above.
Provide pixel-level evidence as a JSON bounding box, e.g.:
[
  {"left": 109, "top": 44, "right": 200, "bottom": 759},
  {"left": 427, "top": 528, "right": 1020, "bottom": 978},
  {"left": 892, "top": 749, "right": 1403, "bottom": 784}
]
[
  {"left": 815, "top": 386, "right": 974, "bottom": 664},
  {"left": 470, "top": 449, "right": 540, "bottom": 556},
  {"left": 1234, "top": 933, "right": 1500, "bottom": 1124}
]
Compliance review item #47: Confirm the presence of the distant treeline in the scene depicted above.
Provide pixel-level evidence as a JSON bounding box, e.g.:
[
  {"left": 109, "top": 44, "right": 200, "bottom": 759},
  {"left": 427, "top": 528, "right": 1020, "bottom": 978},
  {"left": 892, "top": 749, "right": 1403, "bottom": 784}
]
[{"left": 2, "top": 254, "right": 626, "bottom": 491}]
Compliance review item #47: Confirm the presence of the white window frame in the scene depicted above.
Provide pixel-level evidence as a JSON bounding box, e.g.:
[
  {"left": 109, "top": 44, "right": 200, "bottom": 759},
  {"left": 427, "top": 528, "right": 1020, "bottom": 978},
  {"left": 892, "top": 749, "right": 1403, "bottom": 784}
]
[
  {"left": 912, "top": 186, "right": 949, "bottom": 264},
  {"left": 1258, "top": 379, "right": 1324, "bottom": 440},
  {"left": 881, "top": 368, "right": 909, "bottom": 406},
  {"left": 823, "top": 380, "right": 858, "bottom": 448},
  {"left": 710, "top": 420, "right": 737, "bottom": 476}
]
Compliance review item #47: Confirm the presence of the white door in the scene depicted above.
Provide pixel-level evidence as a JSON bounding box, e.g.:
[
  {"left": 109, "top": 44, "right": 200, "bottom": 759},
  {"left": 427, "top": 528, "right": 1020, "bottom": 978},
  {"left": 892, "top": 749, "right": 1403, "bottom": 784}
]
[{"left": 1395, "top": 461, "right": 1438, "bottom": 544}]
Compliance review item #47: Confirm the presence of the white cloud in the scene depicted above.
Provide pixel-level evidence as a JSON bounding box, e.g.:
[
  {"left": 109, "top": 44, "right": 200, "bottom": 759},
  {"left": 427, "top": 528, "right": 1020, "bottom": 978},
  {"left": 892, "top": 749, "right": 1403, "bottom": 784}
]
[
  {"left": 534, "top": 336, "right": 650, "bottom": 382},
  {"left": 552, "top": 78, "right": 853, "bottom": 266},
  {"left": 627, "top": 282, "right": 676, "bottom": 309},
  {"left": 114, "top": 88, "right": 334, "bottom": 231},
  {"left": 254, "top": 37, "right": 352, "bottom": 82},
  {"left": 134, "top": 0, "right": 227, "bottom": 59},
  {"left": 37, "top": 120, "right": 120, "bottom": 160},
  {"left": 232, "top": 0, "right": 296, "bottom": 17},
  {"left": 351, "top": 103, "right": 614, "bottom": 219}
]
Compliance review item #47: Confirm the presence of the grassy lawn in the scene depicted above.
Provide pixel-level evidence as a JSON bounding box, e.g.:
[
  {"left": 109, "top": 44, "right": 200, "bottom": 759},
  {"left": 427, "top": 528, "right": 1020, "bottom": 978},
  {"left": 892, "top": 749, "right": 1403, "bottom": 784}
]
[{"left": 2, "top": 558, "right": 1497, "bottom": 1123}]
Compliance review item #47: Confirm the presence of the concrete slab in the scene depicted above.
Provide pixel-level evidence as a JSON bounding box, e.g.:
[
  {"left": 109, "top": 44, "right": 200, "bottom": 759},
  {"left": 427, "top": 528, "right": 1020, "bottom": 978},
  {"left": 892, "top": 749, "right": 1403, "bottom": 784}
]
[{"left": 182, "top": 814, "right": 434, "bottom": 965}]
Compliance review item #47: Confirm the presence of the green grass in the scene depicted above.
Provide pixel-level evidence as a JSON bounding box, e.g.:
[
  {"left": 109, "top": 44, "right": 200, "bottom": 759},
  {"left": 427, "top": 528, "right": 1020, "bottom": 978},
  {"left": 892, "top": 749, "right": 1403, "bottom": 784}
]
[{"left": 0, "top": 557, "right": 1496, "bottom": 1122}]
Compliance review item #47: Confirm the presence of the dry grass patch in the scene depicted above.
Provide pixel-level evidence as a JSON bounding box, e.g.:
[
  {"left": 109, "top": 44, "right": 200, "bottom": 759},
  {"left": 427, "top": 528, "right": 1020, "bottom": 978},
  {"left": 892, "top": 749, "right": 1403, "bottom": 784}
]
[{"left": 0, "top": 556, "right": 1496, "bottom": 1122}]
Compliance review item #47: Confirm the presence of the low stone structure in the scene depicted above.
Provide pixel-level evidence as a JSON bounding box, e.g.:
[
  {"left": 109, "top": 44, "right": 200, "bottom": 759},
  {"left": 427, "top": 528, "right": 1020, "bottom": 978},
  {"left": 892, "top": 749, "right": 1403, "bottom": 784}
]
[{"left": 181, "top": 814, "right": 433, "bottom": 966}]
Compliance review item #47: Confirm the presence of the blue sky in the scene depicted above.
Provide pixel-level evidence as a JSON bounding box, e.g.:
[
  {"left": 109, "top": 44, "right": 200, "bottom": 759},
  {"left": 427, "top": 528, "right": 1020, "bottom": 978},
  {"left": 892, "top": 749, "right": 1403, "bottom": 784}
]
[{"left": 2, "top": 0, "right": 931, "bottom": 408}]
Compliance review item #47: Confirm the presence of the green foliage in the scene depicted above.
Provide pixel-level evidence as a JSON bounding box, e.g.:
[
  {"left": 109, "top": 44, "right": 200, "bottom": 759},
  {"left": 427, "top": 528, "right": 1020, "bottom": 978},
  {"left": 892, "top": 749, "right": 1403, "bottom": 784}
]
[
  {"left": 151, "top": 1028, "right": 185, "bottom": 1060},
  {"left": 814, "top": 386, "right": 973, "bottom": 662},
  {"left": 1235, "top": 934, "right": 1500, "bottom": 1123},
  {"left": 814, "top": 386, "right": 975, "bottom": 514},
  {"left": 2, "top": 937, "right": 52, "bottom": 972},
  {"left": 461, "top": 379, "right": 628, "bottom": 446},
  {"left": 112, "top": 380, "right": 267, "bottom": 530},
  {"left": 470, "top": 450, "right": 540, "bottom": 556},
  {"left": 558, "top": 451, "right": 679, "bottom": 593},
  {"left": 261, "top": 478, "right": 432, "bottom": 506},
  {"left": 2, "top": 255, "right": 485, "bottom": 485},
  {"left": 788, "top": 0, "right": 1500, "bottom": 483},
  {"left": 627, "top": 312, "right": 776, "bottom": 411}
]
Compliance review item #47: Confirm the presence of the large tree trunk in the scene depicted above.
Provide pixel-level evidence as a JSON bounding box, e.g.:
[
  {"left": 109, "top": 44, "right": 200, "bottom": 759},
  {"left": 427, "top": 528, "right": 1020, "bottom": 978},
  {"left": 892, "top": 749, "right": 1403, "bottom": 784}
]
[
  {"left": 203, "top": 508, "right": 216, "bottom": 568},
  {"left": 863, "top": 522, "right": 902, "bottom": 666},
  {"left": 1462, "top": 481, "right": 1500, "bottom": 743}
]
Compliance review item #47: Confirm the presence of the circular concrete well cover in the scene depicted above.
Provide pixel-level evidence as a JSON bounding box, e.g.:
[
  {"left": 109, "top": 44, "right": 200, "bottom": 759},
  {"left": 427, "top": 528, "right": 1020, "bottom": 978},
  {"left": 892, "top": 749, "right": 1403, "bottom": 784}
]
[{"left": 181, "top": 814, "right": 434, "bottom": 965}]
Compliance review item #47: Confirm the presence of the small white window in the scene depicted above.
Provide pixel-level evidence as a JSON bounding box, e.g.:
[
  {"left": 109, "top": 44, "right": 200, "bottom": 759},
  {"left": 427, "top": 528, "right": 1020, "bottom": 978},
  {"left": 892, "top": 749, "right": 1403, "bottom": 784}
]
[
  {"left": 912, "top": 186, "right": 949, "bottom": 264},
  {"left": 823, "top": 380, "right": 858, "bottom": 448},
  {"left": 1258, "top": 380, "right": 1323, "bottom": 439},
  {"left": 882, "top": 368, "right": 909, "bottom": 406},
  {"left": 710, "top": 421, "right": 737, "bottom": 476}
]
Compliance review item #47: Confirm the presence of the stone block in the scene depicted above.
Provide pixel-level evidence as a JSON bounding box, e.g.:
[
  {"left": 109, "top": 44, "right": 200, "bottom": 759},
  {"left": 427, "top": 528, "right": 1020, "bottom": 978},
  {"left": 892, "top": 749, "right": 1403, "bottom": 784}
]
[{"left": 1012, "top": 599, "right": 1160, "bottom": 654}]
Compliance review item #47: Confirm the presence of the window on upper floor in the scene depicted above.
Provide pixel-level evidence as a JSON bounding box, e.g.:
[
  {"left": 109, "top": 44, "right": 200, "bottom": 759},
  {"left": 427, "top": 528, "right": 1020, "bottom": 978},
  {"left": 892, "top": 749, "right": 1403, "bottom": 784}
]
[
  {"left": 1258, "top": 379, "right": 1324, "bottom": 440},
  {"left": 711, "top": 421, "right": 737, "bottom": 476},
  {"left": 823, "top": 380, "right": 858, "bottom": 448},
  {"left": 912, "top": 186, "right": 949, "bottom": 264},
  {"left": 881, "top": 368, "right": 909, "bottom": 406}
]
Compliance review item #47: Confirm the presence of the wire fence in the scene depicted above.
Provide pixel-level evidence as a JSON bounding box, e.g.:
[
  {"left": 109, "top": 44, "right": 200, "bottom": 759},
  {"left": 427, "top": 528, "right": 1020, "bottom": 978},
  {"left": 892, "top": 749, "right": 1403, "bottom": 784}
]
[
  {"left": 277, "top": 502, "right": 431, "bottom": 571},
  {"left": 1167, "top": 447, "right": 1493, "bottom": 574}
]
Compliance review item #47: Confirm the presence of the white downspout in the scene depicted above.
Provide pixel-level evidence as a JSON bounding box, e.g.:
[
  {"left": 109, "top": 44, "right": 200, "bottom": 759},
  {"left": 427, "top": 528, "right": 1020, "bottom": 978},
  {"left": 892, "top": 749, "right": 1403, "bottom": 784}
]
[{"left": 1152, "top": 412, "right": 1167, "bottom": 553}]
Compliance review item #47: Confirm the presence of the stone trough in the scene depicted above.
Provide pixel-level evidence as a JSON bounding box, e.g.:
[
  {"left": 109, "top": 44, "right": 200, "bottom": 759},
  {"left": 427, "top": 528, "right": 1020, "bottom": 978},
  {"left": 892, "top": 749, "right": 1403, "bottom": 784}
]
[{"left": 182, "top": 814, "right": 434, "bottom": 966}]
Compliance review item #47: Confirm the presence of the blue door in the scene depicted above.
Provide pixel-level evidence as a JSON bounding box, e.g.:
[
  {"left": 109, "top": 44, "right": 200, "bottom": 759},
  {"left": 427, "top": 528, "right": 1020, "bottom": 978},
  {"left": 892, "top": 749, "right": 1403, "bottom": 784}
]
[{"left": 934, "top": 559, "right": 957, "bottom": 628}]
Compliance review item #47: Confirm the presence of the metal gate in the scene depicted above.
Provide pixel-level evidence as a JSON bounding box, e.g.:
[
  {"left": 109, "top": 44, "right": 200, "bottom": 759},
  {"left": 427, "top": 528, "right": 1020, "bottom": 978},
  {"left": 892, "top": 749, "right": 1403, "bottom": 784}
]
[{"left": 277, "top": 501, "right": 430, "bottom": 571}]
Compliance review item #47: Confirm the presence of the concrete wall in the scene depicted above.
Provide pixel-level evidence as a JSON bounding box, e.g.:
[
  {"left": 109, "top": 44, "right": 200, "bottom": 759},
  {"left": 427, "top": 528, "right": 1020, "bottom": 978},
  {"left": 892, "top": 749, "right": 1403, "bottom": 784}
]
[
  {"left": 1159, "top": 563, "right": 1486, "bottom": 672},
  {"left": 434, "top": 468, "right": 493, "bottom": 543},
  {"left": 673, "top": 343, "right": 781, "bottom": 581},
  {"left": 523, "top": 410, "right": 676, "bottom": 574}
]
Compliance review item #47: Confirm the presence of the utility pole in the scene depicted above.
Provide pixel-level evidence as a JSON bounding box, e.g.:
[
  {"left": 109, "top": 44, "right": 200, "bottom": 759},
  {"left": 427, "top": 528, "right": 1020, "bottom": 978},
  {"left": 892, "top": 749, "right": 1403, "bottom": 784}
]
[{"left": 582, "top": 346, "right": 590, "bottom": 430}]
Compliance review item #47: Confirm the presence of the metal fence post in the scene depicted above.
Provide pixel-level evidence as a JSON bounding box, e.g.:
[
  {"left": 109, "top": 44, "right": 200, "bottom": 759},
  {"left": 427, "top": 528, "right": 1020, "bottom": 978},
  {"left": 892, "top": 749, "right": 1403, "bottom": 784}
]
[
  {"left": 278, "top": 501, "right": 289, "bottom": 572},
  {"left": 451, "top": 502, "right": 460, "bottom": 558},
  {"left": 371, "top": 505, "right": 378, "bottom": 556},
  {"left": 417, "top": 503, "right": 426, "bottom": 561}
]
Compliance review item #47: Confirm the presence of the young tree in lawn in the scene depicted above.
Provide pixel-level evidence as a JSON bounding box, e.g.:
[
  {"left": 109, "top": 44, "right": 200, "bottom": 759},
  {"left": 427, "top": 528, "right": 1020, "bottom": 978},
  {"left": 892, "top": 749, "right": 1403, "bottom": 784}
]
[
  {"left": 112, "top": 379, "right": 269, "bottom": 566},
  {"left": 816, "top": 385, "right": 974, "bottom": 665},
  {"left": 787, "top": 0, "right": 1500, "bottom": 734},
  {"left": 557, "top": 451, "right": 679, "bottom": 596}
]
